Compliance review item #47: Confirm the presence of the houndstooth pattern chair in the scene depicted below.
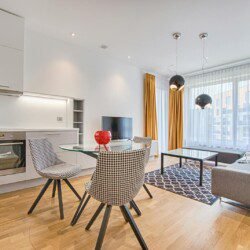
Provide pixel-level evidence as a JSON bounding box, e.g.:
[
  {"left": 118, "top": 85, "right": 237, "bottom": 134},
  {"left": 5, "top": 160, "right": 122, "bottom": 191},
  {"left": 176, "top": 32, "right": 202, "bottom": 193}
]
[
  {"left": 84, "top": 149, "right": 148, "bottom": 250},
  {"left": 70, "top": 143, "right": 149, "bottom": 226},
  {"left": 133, "top": 136, "right": 153, "bottom": 198},
  {"left": 28, "top": 138, "right": 82, "bottom": 219}
]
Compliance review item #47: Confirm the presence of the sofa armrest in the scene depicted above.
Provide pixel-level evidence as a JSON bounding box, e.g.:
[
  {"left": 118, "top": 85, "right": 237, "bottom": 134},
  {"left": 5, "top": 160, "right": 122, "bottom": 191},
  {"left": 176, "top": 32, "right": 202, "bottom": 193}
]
[{"left": 212, "top": 167, "right": 250, "bottom": 206}]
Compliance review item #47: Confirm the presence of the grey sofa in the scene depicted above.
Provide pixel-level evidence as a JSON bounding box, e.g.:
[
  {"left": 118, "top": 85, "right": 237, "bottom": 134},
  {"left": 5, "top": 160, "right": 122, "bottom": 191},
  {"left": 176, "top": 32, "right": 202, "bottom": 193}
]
[{"left": 211, "top": 158, "right": 250, "bottom": 206}]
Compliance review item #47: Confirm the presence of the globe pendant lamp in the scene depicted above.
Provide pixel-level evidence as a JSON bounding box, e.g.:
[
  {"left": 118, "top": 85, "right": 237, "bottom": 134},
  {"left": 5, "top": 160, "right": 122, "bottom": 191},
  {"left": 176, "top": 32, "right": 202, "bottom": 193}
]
[
  {"left": 169, "top": 32, "right": 185, "bottom": 91},
  {"left": 195, "top": 94, "right": 212, "bottom": 109},
  {"left": 195, "top": 33, "right": 212, "bottom": 109}
]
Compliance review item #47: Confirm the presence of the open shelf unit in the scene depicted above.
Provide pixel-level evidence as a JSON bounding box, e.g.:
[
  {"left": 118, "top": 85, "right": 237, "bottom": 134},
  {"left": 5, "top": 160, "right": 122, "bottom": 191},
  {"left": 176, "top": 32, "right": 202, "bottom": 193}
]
[{"left": 73, "top": 99, "right": 84, "bottom": 144}]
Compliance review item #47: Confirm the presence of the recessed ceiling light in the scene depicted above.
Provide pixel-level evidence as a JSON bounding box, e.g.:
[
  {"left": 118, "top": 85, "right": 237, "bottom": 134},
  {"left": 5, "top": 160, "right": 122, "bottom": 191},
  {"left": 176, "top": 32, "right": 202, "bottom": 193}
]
[
  {"left": 71, "top": 32, "right": 76, "bottom": 37},
  {"left": 128, "top": 56, "right": 131, "bottom": 60},
  {"left": 100, "top": 44, "right": 108, "bottom": 49}
]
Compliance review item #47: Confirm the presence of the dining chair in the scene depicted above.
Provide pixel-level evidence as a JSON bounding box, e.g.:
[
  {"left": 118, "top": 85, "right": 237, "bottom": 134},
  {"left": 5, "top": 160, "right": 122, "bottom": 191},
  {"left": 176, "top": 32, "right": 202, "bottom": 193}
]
[
  {"left": 70, "top": 144, "right": 146, "bottom": 226},
  {"left": 84, "top": 149, "right": 148, "bottom": 250},
  {"left": 28, "top": 138, "right": 82, "bottom": 219},
  {"left": 133, "top": 136, "right": 153, "bottom": 198}
]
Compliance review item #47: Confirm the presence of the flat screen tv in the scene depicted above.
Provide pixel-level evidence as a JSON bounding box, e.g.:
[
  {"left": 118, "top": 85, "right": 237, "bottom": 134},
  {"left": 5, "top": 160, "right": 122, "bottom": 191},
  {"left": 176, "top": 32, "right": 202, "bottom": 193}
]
[{"left": 102, "top": 116, "right": 133, "bottom": 140}]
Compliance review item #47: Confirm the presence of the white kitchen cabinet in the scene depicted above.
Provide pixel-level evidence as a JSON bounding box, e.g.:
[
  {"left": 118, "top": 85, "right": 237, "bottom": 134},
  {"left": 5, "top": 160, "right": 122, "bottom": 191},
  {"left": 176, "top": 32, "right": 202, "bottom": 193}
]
[
  {"left": 0, "top": 172, "right": 26, "bottom": 185},
  {"left": 57, "top": 152, "right": 77, "bottom": 165},
  {"left": 25, "top": 155, "right": 40, "bottom": 179},
  {"left": 0, "top": 10, "right": 24, "bottom": 50},
  {"left": 76, "top": 153, "right": 96, "bottom": 170},
  {"left": 0, "top": 10, "right": 24, "bottom": 93},
  {"left": 0, "top": 46, "right": 23, "bottom": 92},
  {"left": 26, "top": 130, "right": 95, "bottom": 171},
  {"left": 26, "top": 131, "right": 78, "bottom": 156}
]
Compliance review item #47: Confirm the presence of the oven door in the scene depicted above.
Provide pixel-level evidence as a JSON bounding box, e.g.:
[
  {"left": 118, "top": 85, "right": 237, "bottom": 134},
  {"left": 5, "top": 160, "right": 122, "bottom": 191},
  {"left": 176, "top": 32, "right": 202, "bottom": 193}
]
[{"left": 0, "top": 140, "right": 26, "bottom": 176}]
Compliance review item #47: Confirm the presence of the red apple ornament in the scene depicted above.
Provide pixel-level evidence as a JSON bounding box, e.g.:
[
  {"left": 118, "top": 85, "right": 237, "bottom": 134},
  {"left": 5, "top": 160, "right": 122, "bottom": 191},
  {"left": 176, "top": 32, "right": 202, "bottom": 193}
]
[{"left": 94, "top": 130, "right": 112, "bottom": 146}]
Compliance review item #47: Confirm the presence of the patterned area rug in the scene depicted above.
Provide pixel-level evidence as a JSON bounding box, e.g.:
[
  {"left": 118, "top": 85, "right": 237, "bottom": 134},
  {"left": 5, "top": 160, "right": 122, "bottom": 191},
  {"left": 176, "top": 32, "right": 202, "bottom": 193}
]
[{"left": 145, "top": 163, "right": 218, "bottom": 205}]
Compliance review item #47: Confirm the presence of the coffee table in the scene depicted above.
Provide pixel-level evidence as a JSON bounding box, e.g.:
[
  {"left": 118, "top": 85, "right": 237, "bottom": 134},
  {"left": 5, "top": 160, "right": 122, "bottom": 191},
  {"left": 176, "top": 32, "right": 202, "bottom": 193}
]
[{"left": 161, "top": 148, "right": 218, "bottom": 186}]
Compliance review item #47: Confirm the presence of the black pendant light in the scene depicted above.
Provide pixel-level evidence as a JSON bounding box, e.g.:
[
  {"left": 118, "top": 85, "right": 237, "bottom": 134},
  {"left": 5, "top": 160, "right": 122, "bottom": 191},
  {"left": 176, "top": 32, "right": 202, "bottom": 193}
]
[
  {"left": 169, "top": 32, "right": 185, "bottom": 91},
  {"left": 195, "top": 33, "right": 212, "bottom": 109},
  {"left": 195, "top": 94, "right": 212, "bottom": 109}
]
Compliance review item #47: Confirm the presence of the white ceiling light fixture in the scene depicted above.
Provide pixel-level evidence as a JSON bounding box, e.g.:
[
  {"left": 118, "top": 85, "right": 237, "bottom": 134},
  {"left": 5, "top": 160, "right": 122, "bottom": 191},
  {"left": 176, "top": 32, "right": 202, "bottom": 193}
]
[{"left": 71, "top": 32, "right": 76, "bottom": 37}]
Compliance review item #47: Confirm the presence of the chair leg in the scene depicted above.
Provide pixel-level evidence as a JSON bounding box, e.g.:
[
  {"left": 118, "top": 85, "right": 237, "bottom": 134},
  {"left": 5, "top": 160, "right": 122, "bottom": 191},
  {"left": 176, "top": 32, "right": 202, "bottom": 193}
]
[
  {"left": 119, "top": 207, "right": 128, "bottom": 222},
  {"left": 143, "top": 183, "right": 153, "bottom": 199},
  {"left": 63, "top": 179, "right": 81, "bottom": 200},
  {"left": 129, "top": 202, "right": 132, "bottom": 209},
  {"left": 130, "top": 200, "right": 142, "bottom": 216},
  {"left": 71, "top": 191, "right": 87, "bottom": 225},
  {"left": 85, "top": 203, "right": 105, "bottom": 230},
  {"left": 71, "top": 194, "right": 91, "bottom": 226},
  {"left": 57, "top": 179, "right": 64, "bottom": 220},
  {"left": 121, "top": 205, "right": 148, "bottom": 250},
  {"left": 28, "top": 179, "right": 53, "bottom": 214},
  {"left": 52, "top": 180, "right": 57, "bottom": 198},
  {"left": 95, "top": 205, "right": 112, "bottom": 250}
]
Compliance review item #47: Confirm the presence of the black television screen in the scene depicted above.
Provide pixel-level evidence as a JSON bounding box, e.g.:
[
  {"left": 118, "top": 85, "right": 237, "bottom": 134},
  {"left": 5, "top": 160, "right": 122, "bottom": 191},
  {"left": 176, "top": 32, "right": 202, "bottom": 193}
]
[{"left": 102, "top": 116, "right": 133, "bottom": 140}]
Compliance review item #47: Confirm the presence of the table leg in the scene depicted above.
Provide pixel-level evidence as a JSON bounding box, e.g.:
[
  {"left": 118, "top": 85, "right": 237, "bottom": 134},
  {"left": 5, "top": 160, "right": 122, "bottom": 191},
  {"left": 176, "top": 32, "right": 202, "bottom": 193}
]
[
  {"left": 179, "top": 157, "right": 182, "bottom": 168},
  {"left": 215, "top": 155, "right": 218, "bottom": 166},
  {"left": 199, "top": 160, "right": 203, "bottom": 186},
  {"left": 161, "top": 153, "right": 164, "bottom": 175}
]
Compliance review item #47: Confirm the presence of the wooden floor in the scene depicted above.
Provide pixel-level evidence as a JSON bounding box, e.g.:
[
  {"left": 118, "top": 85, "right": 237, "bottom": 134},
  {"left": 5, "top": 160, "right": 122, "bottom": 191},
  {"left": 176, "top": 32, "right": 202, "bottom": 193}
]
[{"left": 0, "top": 157, "right": 250, "bottom": 250}]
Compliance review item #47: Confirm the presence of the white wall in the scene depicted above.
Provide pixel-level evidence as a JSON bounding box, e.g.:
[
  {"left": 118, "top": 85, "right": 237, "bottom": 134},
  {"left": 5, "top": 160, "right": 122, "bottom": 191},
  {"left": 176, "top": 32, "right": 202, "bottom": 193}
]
[
  {"left": 1, "top": 29, "right": 144, "bottom": 142},
  {"left": 0, "top": 94, "right": 69, "bottom": 128}
]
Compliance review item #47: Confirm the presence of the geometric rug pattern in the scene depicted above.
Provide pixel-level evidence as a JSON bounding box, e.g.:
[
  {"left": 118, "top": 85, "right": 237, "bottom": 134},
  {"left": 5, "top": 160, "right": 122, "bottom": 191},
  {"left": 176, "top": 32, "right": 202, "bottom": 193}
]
[{"left": 145, "top": 163, "right": 218, "bottom": 205}]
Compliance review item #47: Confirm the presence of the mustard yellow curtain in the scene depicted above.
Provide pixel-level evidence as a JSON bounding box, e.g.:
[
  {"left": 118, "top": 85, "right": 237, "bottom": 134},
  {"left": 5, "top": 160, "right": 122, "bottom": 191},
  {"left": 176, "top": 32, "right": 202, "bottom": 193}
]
[
  {"left": 144, "top": 73, "right": 158, "bottom": 140},
  {"left": 168, "top": 89, "right": 183, "bottom": 150}
]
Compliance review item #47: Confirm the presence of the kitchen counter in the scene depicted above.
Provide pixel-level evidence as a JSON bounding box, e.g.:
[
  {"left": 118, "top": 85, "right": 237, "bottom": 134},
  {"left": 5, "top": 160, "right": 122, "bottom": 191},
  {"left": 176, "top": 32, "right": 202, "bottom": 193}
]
[{"left": 0, "top": 128, "right": 79, "bottom": 132}]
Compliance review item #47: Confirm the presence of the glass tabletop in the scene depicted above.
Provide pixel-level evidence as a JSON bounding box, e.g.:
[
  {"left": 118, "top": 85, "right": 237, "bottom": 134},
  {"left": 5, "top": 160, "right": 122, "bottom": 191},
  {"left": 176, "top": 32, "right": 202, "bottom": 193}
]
[
  {"left": 59, "top": 141, "right": 147, "bottom": 154},
  {"left": 163, "top": 148, "right": 218, "bottom": 160}
]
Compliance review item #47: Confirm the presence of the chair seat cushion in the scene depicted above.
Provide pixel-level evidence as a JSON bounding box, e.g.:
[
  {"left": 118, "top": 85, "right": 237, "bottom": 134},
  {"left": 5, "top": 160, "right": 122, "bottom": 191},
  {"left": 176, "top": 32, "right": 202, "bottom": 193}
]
[{"left": 39, "top": 163, "right": 82, "bottom": 179}]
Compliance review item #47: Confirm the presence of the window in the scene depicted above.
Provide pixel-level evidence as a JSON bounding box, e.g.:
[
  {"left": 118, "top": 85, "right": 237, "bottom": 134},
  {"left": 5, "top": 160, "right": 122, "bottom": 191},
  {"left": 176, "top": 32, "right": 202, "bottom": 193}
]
[
  {"left": 184, "top": 63, "right": 250, "bottom": 150},
  {"left": 236, "top": 80, "right": 250, "bottom": 147}
]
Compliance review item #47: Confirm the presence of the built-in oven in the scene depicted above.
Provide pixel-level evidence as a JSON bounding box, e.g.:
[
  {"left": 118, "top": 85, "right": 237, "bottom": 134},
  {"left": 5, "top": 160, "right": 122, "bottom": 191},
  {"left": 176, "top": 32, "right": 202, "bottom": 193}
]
[{"left": 0, "top": 132, "right": 26, "bottom": 176}]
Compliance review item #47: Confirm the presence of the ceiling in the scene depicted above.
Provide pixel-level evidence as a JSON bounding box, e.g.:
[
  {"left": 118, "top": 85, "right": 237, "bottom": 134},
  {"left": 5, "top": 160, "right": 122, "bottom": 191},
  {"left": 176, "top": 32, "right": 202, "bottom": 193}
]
[{"left": 0, "top": 0, "right": 250, "bottom": 76}]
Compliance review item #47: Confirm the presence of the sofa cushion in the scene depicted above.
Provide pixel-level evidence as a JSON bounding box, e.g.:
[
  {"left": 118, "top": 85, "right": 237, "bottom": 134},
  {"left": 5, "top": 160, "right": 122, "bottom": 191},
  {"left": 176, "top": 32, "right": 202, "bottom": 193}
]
[
  {"left": 184, "top": 146, "right": 245, "bottom": 164},
  {"left": 226, "top": 159, "right": 250, "bottom": 173}
]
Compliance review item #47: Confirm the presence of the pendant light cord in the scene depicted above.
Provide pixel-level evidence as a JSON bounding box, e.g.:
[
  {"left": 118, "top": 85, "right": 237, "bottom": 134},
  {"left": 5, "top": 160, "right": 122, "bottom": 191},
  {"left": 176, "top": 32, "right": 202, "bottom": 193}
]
[
  {"left": 176, "top": 38, "right": 178, "bottom": 75},
  {"left": 202, "top": 36, "right": 205, "bottom": 93}
]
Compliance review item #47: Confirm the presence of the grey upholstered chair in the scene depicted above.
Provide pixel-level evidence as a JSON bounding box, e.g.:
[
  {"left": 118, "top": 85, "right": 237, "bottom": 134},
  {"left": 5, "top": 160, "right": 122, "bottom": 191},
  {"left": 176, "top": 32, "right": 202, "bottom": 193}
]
[
  {"left": 28, "top": 138, "right": 82, "bottom": 219},
  {"left": 133, "top": 136, "right": 153, "bottom": 198},
  {"left": 84, "top": 149, "right": 148, "bottom": 250}
]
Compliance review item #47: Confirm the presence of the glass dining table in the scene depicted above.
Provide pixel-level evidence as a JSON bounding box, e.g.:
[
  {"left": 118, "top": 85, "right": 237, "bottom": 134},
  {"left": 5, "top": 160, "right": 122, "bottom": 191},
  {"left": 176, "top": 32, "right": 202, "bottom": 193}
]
[
  {"left": 59, "top": 141, "right": 149, "bottom": 226},
  {"left": 59, "top": 141, "right": 147, "bottom": 159}
]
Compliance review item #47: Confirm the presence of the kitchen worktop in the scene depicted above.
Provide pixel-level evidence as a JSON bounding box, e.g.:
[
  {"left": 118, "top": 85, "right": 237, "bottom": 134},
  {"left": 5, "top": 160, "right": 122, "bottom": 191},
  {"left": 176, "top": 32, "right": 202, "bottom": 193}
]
[{"left": 0, "top": 128, "right": 79, "bottom": 132}]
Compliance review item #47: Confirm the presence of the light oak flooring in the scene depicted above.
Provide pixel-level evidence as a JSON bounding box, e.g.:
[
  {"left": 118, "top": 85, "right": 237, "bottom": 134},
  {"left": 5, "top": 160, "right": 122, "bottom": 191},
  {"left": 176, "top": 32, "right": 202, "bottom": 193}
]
[{"left": 0, "top": 157, "right": 250, "bottom": 250}]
